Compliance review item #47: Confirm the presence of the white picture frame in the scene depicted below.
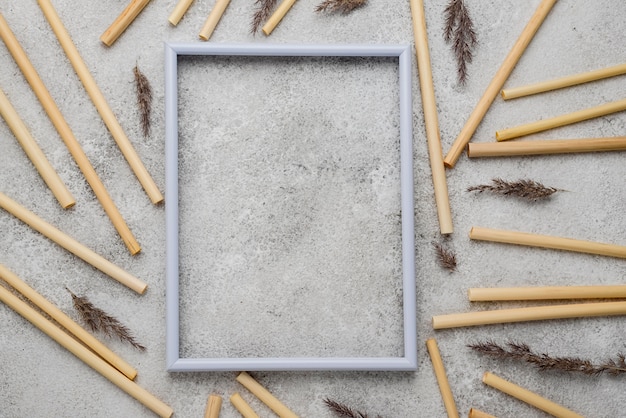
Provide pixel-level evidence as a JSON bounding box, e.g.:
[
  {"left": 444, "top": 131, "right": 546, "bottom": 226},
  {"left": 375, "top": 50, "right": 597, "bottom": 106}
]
[{"left": 165, "top": 42, "right": 416, "bottom": 371}]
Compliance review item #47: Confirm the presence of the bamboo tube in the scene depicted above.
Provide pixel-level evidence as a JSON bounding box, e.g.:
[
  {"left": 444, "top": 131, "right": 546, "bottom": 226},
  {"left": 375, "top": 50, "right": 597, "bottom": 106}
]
[
  {"left": 443, "top": 0, "right": 557, "bottom": 168},
  {"left": 199, "top": 0, "right": 231, "bottom": 41},
  {"left": 230, "top": 393, "right": 259, "bottom": 418},
  {"left": 262, "top": 0, "right": 297, "bottom": 36},
  {"left": 502, "top": 63, "right": 626, "bottom": 100},
  {"left": 0, "top": 87, "right": 74, "bottom": 209},
  {"left": 468, "top": 408, "right": 496, "bottom": 418},
  {"left": 169, "top": 0, "right": 195, "bottom": 26},
  {"left": 100, "top": 0, "right": 152, "bottom": 46},
  {"left": 0, "top": 12, "right": 141, "bottom": 255},
  {"left": 204, "top": 394, "right": 222, "bottom": 418},
  {"left": 0, "top": 263, "right": 137, "bottom": 379},
  {"left": 0, "top": 192, "right": 147, "bottom": 294},
  {"left": 469, "top": 226, "right": 626, "bottom": 259},
  {"left": 0, "top": 285, "right": 173, "bottom": 417},
  {"left": 432, "top": 301, "right": 626, "bottom": 329},
  {"left": 236, "top": 372, "right": 298, "bottom": 418},
  {"left": 467, "top": 136, "right": 626, "bottom": 158},
  {"left": 410, "top": 0, "right": 453, "bottom": 234},
  {"left": 482, "top": 372, "right": 584, "bottom": 418},
  {"left": 37, "top": 0, "right": 164, "bottom": 205},
  {"left": 469, "top": 285, "right": 626, "bottom": 301},
  {"left": 496, "top": 97, "right": 626, "bottom": 141},
  {"left": 426, "top": 339, "right": 459, "bottom": 418}
]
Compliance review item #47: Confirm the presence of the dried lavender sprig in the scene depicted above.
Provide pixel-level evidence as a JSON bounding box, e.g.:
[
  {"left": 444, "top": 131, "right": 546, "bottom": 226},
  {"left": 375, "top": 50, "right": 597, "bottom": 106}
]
[
  {"left": 324, "top": 398, "right": 382, "bottom": 418},
  {"left": 251, "top": 0, "right": 277, "bottom": 34},
  {"left": 133, "top": 64, "right": 152, "bottom": 138},
  {"left": 315, "top": 0, "right": 367, "bottom": 14},
  {"left": 433, "top": 241, "right": 457, "bottom": 272},
  {"left": 467, "top": 178, "right": 560, "bottom": 200},
  {"left": 469, "top": 340, "right": 626, "bottom": 376},
  {"left": 443, "top": 0, "right": 477, "bottom": 84},
  {"left": 67, "top": 288, "right": 146, "bottom": 351}
]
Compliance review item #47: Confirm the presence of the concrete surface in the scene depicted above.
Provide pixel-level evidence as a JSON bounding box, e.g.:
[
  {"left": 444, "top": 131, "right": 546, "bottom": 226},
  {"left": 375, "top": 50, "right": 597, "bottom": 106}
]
[{"left": 0, "top": 0, "right": 625, "bottom": 417}]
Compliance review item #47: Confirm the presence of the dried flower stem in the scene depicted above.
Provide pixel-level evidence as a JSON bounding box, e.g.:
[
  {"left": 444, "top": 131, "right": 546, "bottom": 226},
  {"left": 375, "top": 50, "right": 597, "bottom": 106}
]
[
  {"left": 251, "top": 0, "right": 277, "bottom": 34},
  {"left": 67, "top": 288, "right": 146, "bottom": 351},
  {"left": 443, "top": 0, "right": 477, "bottom": 84},
  {"left": 323, "top": 398, "right": 382, "bottom": 418},
  {"left": 469, "top": 340, "right": 626, "bottom": 376},
  {"left": 433, "top": 241, "right": 457, "bottom": 272},
  {"left": 133, "top": 64, "right": 152, "bottom": 138},
  {"left": 315, "top": 0, "right": 366, "bottom": 14},
  {"left": 467, "top": 178, "right": 560, "bottom": 200}
]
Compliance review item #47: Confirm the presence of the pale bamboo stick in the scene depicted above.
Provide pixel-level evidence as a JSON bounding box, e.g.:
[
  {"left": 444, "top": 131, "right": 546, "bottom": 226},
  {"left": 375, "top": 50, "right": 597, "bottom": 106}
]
[
  {"left": 426, "top": 339, "right": 459, "bottom": 418},
  {"left": 502, "top": 63, "right": 626, "bottom": 100},
  {"left": 0, "top": 285, "right": 173, "bottom": 418},
  {"left": 432, "top": 301, "right": 626, "bottom": 329},
  {"left": 467, "top": 136, "right": 626, "bottom": 158},
  {"left": 262, "top": 0, "right": 297, "bottom": 36},
  {"left": 204, "top": 394, "right": 222, "bottom": 418},
  {"left": 496, "top": 97, "right": 626, "bottom": 141},
  {"left": 236, "top": 372, "right": 298, "bottom": 418},
  {"left": 469, "top": 226, "right": 626, "bottom": 259},
  {"left": 199, "top": 0, "right": 231, "bottom": 41},
  {"left": 0, "top": 87, "right": 74, "bottom": 209},
  {"left": 468, "top": 408, "right": 496, "bottom": 418},
  {"left": 37, "top": 0, "right": 164, "bottom": 205},
  {"left": 0, "top": 263, "right": 137, "bottom": 380},
  {"left": 0, "top": 12, "right": 141, "bottom": 255},
  {"left": 482, "top": 372, "right": 584, "bottom": 418},
  {"left": 169, "top": 0, "right": 195, "bottom": 26},
  {"left": 0, "top": 192, "right": 147, "bottom": 294},
  {"left": 410, "top": 0, "right": 453, "bottom": 234},
  {"left": 469, "top": 285, "right": 626, "bottom": 301},
  {"left": 443, "top": 0, "right": 557, "bottom": 168},
  {"left": 230, "top": 393, "right": 259, "bottom": 418},
  {"left": 100, "top": 0, "right": 152, "bottom": 46}
]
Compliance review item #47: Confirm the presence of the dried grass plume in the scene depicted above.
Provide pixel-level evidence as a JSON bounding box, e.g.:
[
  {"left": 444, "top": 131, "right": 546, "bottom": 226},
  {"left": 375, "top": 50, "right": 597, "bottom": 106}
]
[
  {"left": 315, "top": 0, "right": 367, "bottom": 14},
  {"left": 467, "top": 178, "right": 561, "bottom": 200},
  {"left": 251, "top": 0, "right": 278, "bottom": 34},
  {"left": 67, "top": 288, "right": 146, "bottom": 351},
  {"left": 469, "top": 340, "right": 626, "bottom": 376},
  {"left": 433, "top": 241, "right": 457, "bottom": 272},
  {"left": 443, "top": 0, "right": 477, "bottom": 84},
  {"left": 324, "top": 398, "right": 382, "bottom": 418},
  {"left": 133, "top": 64, "right": 152, "bottom": 138}
]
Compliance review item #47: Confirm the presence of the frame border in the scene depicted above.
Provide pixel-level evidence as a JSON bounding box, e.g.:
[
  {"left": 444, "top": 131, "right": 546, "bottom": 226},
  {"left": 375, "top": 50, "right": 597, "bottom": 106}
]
[{"left": 165, "top": 42, "right": 416, "bottom": 371}]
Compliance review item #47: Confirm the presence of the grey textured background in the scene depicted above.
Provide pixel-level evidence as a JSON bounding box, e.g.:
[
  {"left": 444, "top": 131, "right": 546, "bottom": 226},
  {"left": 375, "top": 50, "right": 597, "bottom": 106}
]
[{"left": 0, "top": 0, "right": 625, "bottom": 417}]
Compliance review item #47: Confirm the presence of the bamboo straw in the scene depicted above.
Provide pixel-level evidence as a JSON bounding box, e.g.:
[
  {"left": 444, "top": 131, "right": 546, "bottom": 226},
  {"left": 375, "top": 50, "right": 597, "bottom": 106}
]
[
  {"left": 496, "top": 97, "right": 626, "bottom": 141},
  {"left": 482, "top": 372, "right": 584, "bottom": 418},
  {"left": 0, "top": 87, "right": 74, "bottom": 209},
  {"left": 100, "top": 0, "right": 152, "bottom": 46},
  {"left": 469, "top": 285, "right": 626, "bottom": 301},
  {"left": 426, "top": 338, "right": 459, "bottom": 418},
  {"left": 230, "top": 393, "right": 259, "bottom": 418},
  {"left": 443, "top": 0, "right": 557, "bottom": 168},
  {"left": 502, "top": 63, "right": 626, "bottom": 100},
  {"left": 469, "top": 226, "right": 626, "bottom": 259},
  {"left": 169, "top": 0, "right": 195, "bottom": 26},
  {"left": 0, "top": 284, "right": 173, "bottom": 418},
  {"left": 236, "top": 372, "right": 298, "bottom": 418},
  {"left": 432, "top": 301, "right": 626, "bottom": 329},
  {"left": 410, "top": 0, "right": 453, "bottom": 234},
  {"left": 199, "top": 0, "right": 231, "bottom": 41},
  {"left": 0, "top": 263, "right": 137, "bottom": 380},
  {"left": 0, "top": 192, "right": 147, "bottom": 294},
  {"left": 0, "top": 12, "right": 141, "bottom": 255},
  {"left": 204, "top": 394, "right": 222, "bottom": 418},
  {"left": 468, "top": 408, "right": 496, "bottom": 418},
  {"left": 37, "top": 0, "right": 164, "bottom": 205},
  {"left": 262, "top": 0, "right": 297, "bottom": 36},
  {"left": 467, "top": 136, "right": 626, "bottom": 158}
]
